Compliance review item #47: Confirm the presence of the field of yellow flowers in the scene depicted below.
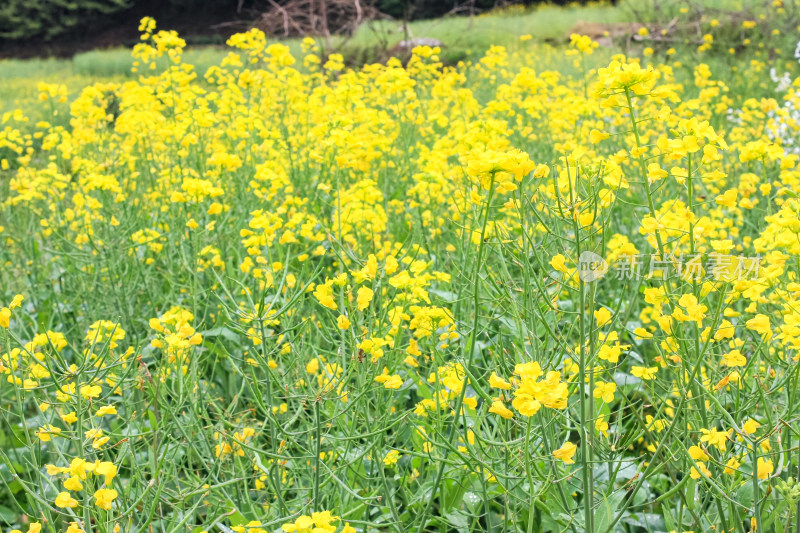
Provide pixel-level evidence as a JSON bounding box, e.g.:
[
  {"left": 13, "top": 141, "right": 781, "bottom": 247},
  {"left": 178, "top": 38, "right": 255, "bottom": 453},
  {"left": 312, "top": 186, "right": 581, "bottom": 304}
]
[{"left": 3, "top": 3, "right": 800, "bottom": 532}]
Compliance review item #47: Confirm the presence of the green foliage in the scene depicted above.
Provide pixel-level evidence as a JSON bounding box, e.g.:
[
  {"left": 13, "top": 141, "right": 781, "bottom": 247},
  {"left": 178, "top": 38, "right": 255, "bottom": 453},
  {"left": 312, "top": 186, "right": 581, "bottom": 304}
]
[{"left": 0, "top": 0, "right": 131, "bottom": 41}]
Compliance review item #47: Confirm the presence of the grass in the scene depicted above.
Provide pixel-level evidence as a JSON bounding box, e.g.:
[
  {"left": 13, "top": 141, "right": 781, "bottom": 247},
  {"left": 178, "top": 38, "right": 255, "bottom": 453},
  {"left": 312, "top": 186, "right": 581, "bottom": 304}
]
[{"left": 337, "top": 2, "right": 633, "bottom": 64}]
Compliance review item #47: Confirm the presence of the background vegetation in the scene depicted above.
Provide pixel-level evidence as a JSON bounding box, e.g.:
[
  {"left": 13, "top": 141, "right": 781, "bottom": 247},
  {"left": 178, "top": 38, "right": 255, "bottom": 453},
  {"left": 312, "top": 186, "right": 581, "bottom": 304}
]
[{"left": 0, "top": 0, "right": 591, "bottom": 44}]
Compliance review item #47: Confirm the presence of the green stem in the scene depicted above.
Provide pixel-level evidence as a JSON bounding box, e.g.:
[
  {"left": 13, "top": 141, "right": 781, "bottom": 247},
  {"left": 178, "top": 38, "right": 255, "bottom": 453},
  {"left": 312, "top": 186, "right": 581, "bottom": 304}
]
[{"left": 414, "top": 172, "right": 496, "bottom": 533}]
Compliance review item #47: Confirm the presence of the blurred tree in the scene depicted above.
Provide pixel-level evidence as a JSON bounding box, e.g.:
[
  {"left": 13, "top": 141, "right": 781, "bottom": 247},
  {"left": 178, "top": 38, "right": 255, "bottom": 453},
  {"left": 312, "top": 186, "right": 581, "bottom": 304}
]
[
  {"left": 0, "top": 0, "right": 131, "bottom": 40},
  {"left": 374, "top": 0, "right": 498, "bottom": 20}
]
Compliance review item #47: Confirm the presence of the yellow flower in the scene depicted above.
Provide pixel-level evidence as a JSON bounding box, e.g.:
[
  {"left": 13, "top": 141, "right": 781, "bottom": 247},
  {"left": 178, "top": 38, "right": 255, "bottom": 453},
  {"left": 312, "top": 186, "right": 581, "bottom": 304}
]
[
  {"left": 357, "top": 286, "right": 374, "bottom": 311},
  {"left": 383, "top": 375, "right": 403, "bottom": 389},
  {"left": 93, "top": 436, "right": 111, "bottom": 449},
  {"left": 690, "top": 462, "right": 712, "bottom": 480},
  {"left": 631, "top": 366, "right": 658, "bottom": 380},
  {"left": 699, "top": 427, "right": 730, "bottom": 452},
  {"left": 550, "top": 254, "right": 569, "bottom": 274},
  {"left": 488, "top": 372, "right": 511, "bottom": 390},
  {"left": 594, "top": 307, "right": 613, "bottom": 327},
  {"left": 80, "top": 384, "right": 102, "bottom": 400},
  {"left": 742, "top": 418, "right": 761, "bottom": 434},
  {"left": 489, "top": 400, "right": 514, "bottom": 419},
  {"left": 94, "top": 488, "right": 118, "bottom": 510},
  {"left": 746, "top": 314, "right": 770, "bottom": 336},
  {"left": 672, "top": 294, "right": 707, "bottom": 325},
  {"left": 594, "top": 381, "right": 616, "bottom": 403},
  {"left": 715, "top": 189, "right": 737, "bottom": 207},
  {"left": 589, "top": 129, "right": 610, "bottom": 144},
  {"left": 646, "top": 163, "right": 668, "bottom": 183},
  {"left": 569, "top": 33, "right": 598, "bottom": 53},
  {"left": 713, "top": 320, "right": 735, "bottom": 341},
  {"left": 55, "top": 492, "right": 79, "bottom": 508},
  {"left": 36, "top": 425, "right": 62, "bottom": 442},
  {"left": 688, "top": 445, "right": 709, "bottom": 462},
  {"left": 594, "top": 59, "right": 658, "bottom": 99},
  {"left": 64, "top": 476, "right": 83, "bottom": 491},
  {"left": 383, "top": 450, "right": 401, "bottom": 467},
  {"left": 595, "top": 415, "right": 609, "bottom": 437},
  {"left": 597, "top": 344, "right": 622, "bottom": 364},
  {"left": 721, "top": 349, "right": 746, "bottom": 367},
  {"left": 724, "top": 456, "right": 741, "bottom": 475},
  {"left": 96, "top": 405, "right": 117, "bottom": 417},
  {"left": 336, "top": 315, "right": 351, "bottom": 329},
  {"left": 95, "top": 462, "right": 118, "bottom": 486},
  {"left": 757, "top": 457, "right": 773, "bottom": 480},
  {"left": 313, "top": 282, "right": 337, "bottom": 310},
  {"left": 282, "top": 512, "right": 338, "bottom": 532},
  {"left": 553, "top": 442, "right": 577, "bottom": 464}
]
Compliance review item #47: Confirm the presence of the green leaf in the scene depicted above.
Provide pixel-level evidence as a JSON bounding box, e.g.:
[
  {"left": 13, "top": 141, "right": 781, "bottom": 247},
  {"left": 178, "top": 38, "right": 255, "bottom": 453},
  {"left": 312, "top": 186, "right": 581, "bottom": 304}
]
[
  {"left": 594, "top": 490, "right": 625, "bottom": 533},
  {"left": 0, "top": 505, "right": 15, "bottom": 523},
  {"left": 444, "top": 510, "right": 469, "bottom": 530},
  {"left": 442, "top": 472, "right": 468, "bottom": 512},
  {"left": 225, "top": 502, "right": 248, "bottom": 527}
]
